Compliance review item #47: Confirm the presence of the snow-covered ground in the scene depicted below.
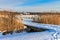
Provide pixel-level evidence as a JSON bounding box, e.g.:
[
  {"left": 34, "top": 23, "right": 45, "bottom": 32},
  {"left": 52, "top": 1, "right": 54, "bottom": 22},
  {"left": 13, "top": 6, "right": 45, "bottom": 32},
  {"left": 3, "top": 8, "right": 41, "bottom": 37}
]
[
  {"left": 0, "top": 19, "right": 60, "bottom": 40},
  {"left": 23, "top": 19, "right": 60, "bottom": 40},
  {"left": 0, "top": 31, "right": 56, "bottom": 40}
]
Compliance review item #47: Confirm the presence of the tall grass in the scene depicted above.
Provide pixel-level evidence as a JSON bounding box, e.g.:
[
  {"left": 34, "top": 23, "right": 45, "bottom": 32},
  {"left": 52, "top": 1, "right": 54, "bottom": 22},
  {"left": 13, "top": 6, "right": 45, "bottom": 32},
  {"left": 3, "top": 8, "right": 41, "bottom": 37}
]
[
  {"left": 34, "top": 13, "right": 60, "bottom": 25},
  {"left": 0, "top": 11, "right": 24, "bottom": 32}
]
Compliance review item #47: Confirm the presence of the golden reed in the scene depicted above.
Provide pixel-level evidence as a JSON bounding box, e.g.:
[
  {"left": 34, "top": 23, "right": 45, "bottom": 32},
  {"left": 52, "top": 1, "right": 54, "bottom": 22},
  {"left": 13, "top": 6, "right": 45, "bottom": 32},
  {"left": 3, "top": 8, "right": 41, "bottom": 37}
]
[
  {"left": 0, "top": 11, "right": 24, "bottom": 32},
  {"left": 34, "top": 13, "right": 60, "bottom": 25}
]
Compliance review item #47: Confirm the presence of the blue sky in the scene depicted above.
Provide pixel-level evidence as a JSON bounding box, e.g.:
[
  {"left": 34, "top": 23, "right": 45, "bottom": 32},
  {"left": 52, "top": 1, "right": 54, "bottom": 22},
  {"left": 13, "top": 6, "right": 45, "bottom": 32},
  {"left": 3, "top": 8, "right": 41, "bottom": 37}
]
[{"left": 0, "top": 0, "right": 60, "bottom": 12}]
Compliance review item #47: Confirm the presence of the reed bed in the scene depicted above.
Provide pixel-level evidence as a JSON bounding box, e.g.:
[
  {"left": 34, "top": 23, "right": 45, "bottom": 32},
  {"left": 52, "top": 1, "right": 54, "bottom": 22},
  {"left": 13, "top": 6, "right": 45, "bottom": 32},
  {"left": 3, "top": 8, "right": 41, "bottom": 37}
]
[
  {"left": 0, "top": 11, "right": 24, "bottom": 32},
  {"left": 34, "top": 13, "right": 60, "bottom": 25}
]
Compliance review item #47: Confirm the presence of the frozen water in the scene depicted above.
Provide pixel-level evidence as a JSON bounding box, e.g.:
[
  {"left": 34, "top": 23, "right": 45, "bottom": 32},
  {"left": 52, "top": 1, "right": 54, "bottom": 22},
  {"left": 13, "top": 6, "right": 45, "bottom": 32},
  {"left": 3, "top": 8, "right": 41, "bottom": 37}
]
[
  {"left": 23, "top": 20, "right": 60, "bottom": 40},
  {"left": 0, "top": 31, "right": 54, "bottom": 40},
  {"left": 0, "top": 20, "right": 60, "bottom": 40}
]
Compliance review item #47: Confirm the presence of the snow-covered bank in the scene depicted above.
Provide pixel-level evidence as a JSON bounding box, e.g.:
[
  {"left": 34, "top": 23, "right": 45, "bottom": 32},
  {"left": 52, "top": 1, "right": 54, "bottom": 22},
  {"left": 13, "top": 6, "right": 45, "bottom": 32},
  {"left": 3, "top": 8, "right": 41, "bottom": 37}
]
[
  {"left": 23, "top": 20, "right": 60, "bottom": 40},
  {"left": 0, "top": 20, "right": 60, "bottom": 40},
  {"left": 0, "top": 31, "right": 55, "bottom": 40},
  {"left": 23, "top": 20, "right": 60, "bottom": 32}
]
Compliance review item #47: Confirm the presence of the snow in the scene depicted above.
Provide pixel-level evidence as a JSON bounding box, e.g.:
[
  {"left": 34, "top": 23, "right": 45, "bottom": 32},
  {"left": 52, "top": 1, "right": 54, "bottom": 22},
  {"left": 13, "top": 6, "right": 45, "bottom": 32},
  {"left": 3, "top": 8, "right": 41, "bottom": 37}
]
[
  {"left": 0, "top": 19, "right": 60, "bottom": 40},
  {"left": 23, "top": 20, "right": 60, "bottom": 32},
  {"left": 0, "top": 31, "right": 55, "bottom": 40}
]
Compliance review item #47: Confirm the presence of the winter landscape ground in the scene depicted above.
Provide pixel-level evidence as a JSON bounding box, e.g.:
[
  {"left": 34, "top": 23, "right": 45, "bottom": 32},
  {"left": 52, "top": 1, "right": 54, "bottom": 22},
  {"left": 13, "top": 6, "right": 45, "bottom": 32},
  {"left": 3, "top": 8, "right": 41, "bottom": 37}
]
[{"left": 0, "top": 20, "right": 60, "bottom": 40}]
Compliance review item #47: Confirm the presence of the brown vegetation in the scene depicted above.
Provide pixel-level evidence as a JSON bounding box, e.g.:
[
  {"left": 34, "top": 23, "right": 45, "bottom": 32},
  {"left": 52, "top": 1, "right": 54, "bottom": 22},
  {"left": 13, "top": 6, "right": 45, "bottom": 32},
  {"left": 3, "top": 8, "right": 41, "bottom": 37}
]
[
  {"left": 0, "top": 11, "right": 24, "bottom": 33},
  {"left": 34, "top": 13, "right": 60, "bottom": 25}
]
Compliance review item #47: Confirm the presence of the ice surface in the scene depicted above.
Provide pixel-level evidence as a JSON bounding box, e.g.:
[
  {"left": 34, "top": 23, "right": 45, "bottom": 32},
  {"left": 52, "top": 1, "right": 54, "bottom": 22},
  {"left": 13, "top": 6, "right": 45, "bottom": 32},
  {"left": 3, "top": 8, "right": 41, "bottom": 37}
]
[
  {"left": 23, "top": 20, "right": 60, "bottom": 32},
  {"left": 0, "top": 31, "right": 54, "bottom": 40},
  {"left": 0, "top": 20, "right": 60, "bottom": 40}
]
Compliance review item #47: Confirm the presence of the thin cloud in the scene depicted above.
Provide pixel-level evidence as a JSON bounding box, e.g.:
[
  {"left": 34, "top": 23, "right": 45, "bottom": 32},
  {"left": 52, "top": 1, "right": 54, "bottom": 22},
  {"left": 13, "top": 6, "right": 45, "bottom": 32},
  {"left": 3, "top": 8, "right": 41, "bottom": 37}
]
[
  {"left": 14, "top": 0, "right": 60, "bottom": 12},
  {"left": 0, "top": 0, "right": 60, "bottom": 12},
  {"left": 0, "top": 0, "right": 27, "bottom": 8}
]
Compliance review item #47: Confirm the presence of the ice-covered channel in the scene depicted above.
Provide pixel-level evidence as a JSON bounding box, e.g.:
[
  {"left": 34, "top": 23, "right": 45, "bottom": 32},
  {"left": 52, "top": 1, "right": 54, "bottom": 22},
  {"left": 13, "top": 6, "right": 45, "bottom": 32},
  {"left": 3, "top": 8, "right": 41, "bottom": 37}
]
[
  {"left": 0, "top": 20, "right": 60, "bottom": 40},
  {"left": 23, "top": 20, "right": 60, "bottom": 40}
]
